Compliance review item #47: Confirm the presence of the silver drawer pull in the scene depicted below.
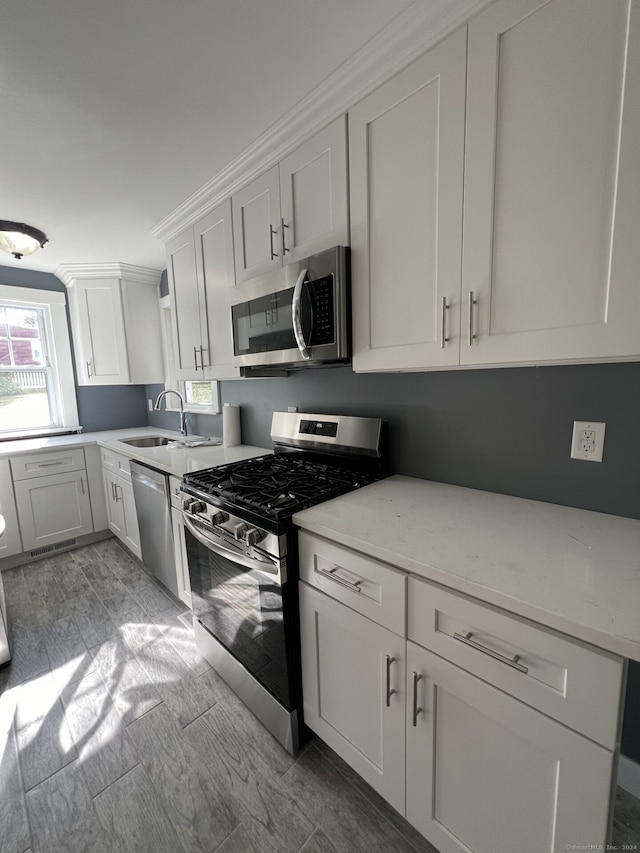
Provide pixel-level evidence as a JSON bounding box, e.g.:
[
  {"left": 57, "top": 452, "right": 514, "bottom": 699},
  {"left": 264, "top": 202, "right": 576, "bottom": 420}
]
[
  {"left": 385, "top": 655, "right": 395, "bottom": 707},
  {"left": 412, "top": 672, "right": 422, "bottom": 727},
  {"left": 37, "top": 461, "right": 64, "bottom": 467},
  {"left": 441, "top": 296, "right": 449, "bottom": 348},
  {"left": 317, "top": 565, "right": 362, "bottom": 593},
  {"left": 468, "top": 291, "right": 477, "bottom": 346},
  {"left": 454, "top": 631, "right": 528, "bottom": 674}
]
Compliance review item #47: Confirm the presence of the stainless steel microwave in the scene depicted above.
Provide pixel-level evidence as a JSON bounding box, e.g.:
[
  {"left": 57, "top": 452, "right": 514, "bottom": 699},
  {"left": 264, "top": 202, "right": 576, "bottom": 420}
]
[{"left": 230, "top": 246, "right": 350, "bottom": 370}]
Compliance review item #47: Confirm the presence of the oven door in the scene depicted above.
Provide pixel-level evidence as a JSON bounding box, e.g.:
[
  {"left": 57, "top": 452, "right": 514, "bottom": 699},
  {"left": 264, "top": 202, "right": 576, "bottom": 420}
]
[{"left": 183, "top": 514, "right": 293, "bottom": 709}]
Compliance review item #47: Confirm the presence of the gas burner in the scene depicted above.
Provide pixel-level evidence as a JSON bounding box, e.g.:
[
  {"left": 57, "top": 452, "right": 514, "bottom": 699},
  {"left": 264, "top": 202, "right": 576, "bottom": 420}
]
[{"left": 183, "top": 453, "right": 378, "bottom": 521}]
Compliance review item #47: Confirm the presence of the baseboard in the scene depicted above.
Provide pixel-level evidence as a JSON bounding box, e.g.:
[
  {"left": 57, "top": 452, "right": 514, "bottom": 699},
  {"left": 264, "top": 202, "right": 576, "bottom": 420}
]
[
  {"left": 0, "top": 529, "right": 112, "bottom": 572},
  {"left": 618, "top": 755, "right": 640, "bottom": 799}
]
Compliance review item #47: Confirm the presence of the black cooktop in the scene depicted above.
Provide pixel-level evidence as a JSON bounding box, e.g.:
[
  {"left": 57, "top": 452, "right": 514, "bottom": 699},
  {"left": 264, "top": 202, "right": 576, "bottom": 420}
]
[{"left": 182, "top": 453, "right": 378, "bottom": 521}]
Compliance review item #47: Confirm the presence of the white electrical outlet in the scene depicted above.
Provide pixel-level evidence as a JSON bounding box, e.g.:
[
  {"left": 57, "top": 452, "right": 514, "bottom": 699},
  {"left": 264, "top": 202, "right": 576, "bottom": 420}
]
[
  {"left": 147, "top": 398, "right": 153, "bottom": 412},
  {"left": 570, "top": 421, "right": 606, "bottom": 462}
]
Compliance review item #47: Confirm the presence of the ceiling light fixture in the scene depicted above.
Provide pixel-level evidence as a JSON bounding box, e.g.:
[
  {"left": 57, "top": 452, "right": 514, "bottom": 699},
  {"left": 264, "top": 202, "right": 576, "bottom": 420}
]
[{"left": 0, "top": 220, "right": 49, "bottom": 260}]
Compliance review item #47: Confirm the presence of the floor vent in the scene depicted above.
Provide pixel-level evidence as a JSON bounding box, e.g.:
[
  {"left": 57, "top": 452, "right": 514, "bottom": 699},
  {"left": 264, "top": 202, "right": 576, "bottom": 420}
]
[{"left": 28, "top": 539, "right": 77, "bottom": 559}]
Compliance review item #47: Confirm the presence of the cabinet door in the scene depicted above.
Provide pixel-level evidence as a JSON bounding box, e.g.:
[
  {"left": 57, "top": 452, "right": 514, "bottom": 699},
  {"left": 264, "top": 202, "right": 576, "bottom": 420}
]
[
  {"left": 232, "top": 165, "right": 281, "bottom": 283},
  {"left": 118, "top": 478, "right": 141, "bottom": 560},
  {"left": 349, "top": 28, "right": 467, "bottom": 372},
  {"left": 279, "top": 116, "right": 349, "bottom": 264},
  {"left": 194, "top": 200, "right": 241, "bottom": 379},
  {"left": 299, "top": 581, "right": 406, "bottom": 813},
  {"left": 102, "top": 469, "right": 124, "bottom": 538},
  {"left": 171, "top": 507, "right": 191, "bottom": 607},
  {"left": 15, "top": 471, "right": 94, "bottom": 551},
  {"left": 166, "top": 228, "right": 203, "bottom": 380},
  {"left": 406, "top": 642, "right": 613, "bottom": 853},
  {"left": 462, "top": 0, "right": 640, "bottom": 365},
  {"left": 74, "top": 279, "right": 130, "bottom": 384},
  {"left": 0, "top": 458, "right": 22, "bottom": 558}
]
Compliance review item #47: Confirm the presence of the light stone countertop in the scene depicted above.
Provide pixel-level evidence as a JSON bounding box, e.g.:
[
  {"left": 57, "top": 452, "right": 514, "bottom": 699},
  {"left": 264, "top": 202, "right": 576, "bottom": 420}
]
[
  {"left": 293, "top": 475, "right": 640, "bottom": 661},
  {"left": 0, "top": 427, "right": 271, "bottom": 478}
]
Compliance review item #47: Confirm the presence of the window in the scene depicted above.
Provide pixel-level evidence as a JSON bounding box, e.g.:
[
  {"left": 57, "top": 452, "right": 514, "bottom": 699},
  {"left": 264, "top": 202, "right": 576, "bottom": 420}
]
[
  {"left": 159, "top": 296, "right": 221, "bottom": 415},
  {"left": 0, "top": 285, "right": 79, "bottom": 438}
]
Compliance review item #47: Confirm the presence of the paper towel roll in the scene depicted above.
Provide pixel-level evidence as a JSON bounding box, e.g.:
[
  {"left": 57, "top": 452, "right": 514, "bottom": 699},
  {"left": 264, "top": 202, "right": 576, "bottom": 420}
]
[{"left": 223, "top": 404, "right": 241, "bottom": 447}]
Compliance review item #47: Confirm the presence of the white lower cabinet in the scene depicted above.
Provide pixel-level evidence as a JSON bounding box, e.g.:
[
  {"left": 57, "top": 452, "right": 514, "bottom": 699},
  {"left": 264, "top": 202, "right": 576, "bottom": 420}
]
[
  {"left": 14, "top": 470, "right": 93, "bottom": 552},
  {"left": 406, "top": 642, "right": 613, "bottom": 853},
  {"left": 299, "top": 581, "right": 406, "bottom": 813},
  {"left": 298, "top": 532, "right": 622, "bottom": 853},
  {"left": 101, "top": 454, "right": 141, "bottom": 560},
  {"left": 0, "top": 458, "right": 22, "bottom": 558}
]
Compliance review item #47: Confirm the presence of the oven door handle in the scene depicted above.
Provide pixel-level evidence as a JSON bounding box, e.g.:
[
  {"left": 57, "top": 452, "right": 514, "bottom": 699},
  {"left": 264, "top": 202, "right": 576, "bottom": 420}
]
[
  {"left": 292, "top": 268, "right": 312, "bottom": 360},
  {"left": 182, "top": 514, "right": 281, "bottom": 581}
]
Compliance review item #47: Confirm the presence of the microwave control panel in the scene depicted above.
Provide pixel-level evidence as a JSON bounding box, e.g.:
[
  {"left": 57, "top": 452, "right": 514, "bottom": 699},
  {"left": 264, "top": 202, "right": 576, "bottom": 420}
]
[{"left": 310, "top": 275, "right": 335, "bottom": 345}]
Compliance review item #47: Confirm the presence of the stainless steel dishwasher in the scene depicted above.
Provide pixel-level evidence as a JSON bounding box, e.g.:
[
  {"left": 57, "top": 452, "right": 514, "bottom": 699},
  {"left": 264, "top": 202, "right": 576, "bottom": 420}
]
[{"left": 129, "top": 461, "right": 178, "bottom": 597}]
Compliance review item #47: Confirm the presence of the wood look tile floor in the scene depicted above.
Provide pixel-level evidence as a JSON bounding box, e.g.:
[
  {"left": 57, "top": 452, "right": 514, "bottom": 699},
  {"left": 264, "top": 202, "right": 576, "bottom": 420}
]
[{"left": 1, "top": 539, "right": 638, "bottom": 853}]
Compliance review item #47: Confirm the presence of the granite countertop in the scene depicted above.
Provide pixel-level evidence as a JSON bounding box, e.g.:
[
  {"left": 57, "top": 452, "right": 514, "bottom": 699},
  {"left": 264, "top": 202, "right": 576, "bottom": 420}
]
[
  {"left": 293, "top": 475, "right": 640, "bottom": 661},
  {"left": 0, "top": 428, "right": 271, "bottom": 478}
]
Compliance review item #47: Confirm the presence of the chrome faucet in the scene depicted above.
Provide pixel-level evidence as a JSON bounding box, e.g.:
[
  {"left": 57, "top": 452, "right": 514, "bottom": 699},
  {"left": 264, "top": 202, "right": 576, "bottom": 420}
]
[{"left": 154, "top": 389, "right": 187, "bottom": 436}]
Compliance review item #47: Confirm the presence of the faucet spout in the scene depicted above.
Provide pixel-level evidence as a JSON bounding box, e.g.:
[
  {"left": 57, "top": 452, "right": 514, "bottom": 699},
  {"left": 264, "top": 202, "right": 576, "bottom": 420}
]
[{"left": 153, "top": 389, "right": 187, "bottom": 436}]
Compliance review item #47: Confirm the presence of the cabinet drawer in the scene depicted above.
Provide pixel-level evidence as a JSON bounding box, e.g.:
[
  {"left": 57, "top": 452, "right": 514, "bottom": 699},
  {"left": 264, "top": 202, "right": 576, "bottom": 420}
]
[
  {"left": 407, "top": 576, "right": 624, "bottom": 749},
  {"left": 11, "top": 448, "right": 87, "bottom": 481},
  {"left": 298, "top": 532, "right": 406, "bottom": 635},
  {"left": 100, "top": 447, "right": 131, "bottom": 481}
]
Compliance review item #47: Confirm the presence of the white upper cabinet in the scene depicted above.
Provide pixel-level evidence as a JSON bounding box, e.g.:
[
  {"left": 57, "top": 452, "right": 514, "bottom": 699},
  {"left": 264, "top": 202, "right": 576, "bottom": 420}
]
[
  {"left": 61, "top": 265, "right": 164, "bottom": 385},
  {"left": 167, "top": 199, "right": 240, "bottom": 381},
  {"left": 279, "top": 116, "right": 349, "bottom": 264},
  {"left": 232, "top": 117, "right": 349, "bottom": 284},
  {"left": 349, "top": 29, "right": 467, "bottom": 372},
  {"left": 232, "top": 166, "right": 282, "bottom": 283},
  {"left": 350, "top": 0, "right": 640, "bottom": 371},
  {"left": 462, "top": 0, "right": 640, "bottom": 366}
]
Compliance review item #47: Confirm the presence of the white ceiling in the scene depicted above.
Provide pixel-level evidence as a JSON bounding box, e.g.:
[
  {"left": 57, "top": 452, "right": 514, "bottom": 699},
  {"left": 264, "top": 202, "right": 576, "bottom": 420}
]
[{"left": 0, "top": 0, "right": 415, "bottom": 275}]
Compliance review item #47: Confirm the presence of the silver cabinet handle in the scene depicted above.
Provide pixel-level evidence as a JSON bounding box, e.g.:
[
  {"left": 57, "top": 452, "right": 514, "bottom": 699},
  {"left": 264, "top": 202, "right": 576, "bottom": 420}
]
[
  {"left": 193, "top": 346, "right": 199, "bottom": 372},
  {"left": 199, "top": 345, "right": 208, "bottom": 370},
  {"left": 86, "top": 360, "right": 92, "bottom": 378},
  {"left": 317, "top": 565, "right": 362, "bottom": 593},
  {"left": 441, "top": 296, "right": 450, "bottom": 348},
  {"left": 385, "top": 655, "right": 395, "bottom": 707},
  {"left": 281, "top": 218, "right": 289, "bottom": 255},
  {"left": 292, "top": 267, "right": 311, "bottom": 360},
  {"left": 80, "top": 477, "right": 85, "bottom": 496},
  {"left": 468, "top": 291, "right": 477, "bottom": 346},
  {"left": 111, "top": 481, "right": 116, "bottom": 500},
  {"left": 269, "top": 226, "right": 278, "bottom": 260},
  {"left": 412, "top": 672, "right": 423, "bottom": 726},
  {"left": 37, "top": 461, "right": 64, "bottom": 468},
  {"left": 454, "top": 631, "right": 528, "bottom": 674}
]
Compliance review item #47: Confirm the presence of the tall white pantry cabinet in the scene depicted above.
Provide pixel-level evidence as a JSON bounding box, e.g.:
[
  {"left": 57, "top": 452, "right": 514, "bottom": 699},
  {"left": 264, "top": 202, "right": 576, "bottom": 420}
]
[{"left": 350, "top": 0, "right": 640, "bottom": 372}]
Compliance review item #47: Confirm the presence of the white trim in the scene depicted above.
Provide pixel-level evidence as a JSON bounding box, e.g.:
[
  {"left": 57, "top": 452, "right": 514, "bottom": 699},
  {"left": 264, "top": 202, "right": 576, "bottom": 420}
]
[
  {"left": 0, "top": 284, "right": 66, "bottom": 305},
  {"left": 0, "top": 284, "right": 80, "bottom": 433},
  {"left": 618, "top": 755, "right": 640, "bottom": 798},
  {"left": 56, "top": 263, "right": 162, "bottom": 288},
  {"left": 150, "top": 0, "right": 494, "bottom": 243}
]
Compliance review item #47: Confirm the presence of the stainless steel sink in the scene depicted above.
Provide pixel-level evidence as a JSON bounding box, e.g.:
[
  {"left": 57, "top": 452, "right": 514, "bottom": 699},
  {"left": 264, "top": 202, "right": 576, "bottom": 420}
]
[{"left": 120, "top": 436, "right": 170, "bottom": 448}]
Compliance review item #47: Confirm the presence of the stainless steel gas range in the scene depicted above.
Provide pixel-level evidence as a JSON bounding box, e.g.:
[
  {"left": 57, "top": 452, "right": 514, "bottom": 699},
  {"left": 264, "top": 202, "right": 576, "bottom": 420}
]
[{"left": 180, "top": 411, "right": 386, "bottom": 754}]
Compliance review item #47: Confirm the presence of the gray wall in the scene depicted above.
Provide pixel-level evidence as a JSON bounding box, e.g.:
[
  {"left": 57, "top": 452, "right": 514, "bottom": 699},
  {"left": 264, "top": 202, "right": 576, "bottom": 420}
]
[{"left": 0, "top": 265, "right": 149, "bottom": 432}]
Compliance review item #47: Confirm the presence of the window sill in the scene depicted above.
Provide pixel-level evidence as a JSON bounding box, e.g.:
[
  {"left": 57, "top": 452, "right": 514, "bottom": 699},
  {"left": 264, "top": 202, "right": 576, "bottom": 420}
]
[{"left": 0, "top": 426, "right": 83, "bottom": 443}]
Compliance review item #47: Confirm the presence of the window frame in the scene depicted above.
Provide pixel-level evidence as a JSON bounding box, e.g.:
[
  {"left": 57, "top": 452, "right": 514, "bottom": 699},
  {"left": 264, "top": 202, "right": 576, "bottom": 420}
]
[{"left": 0, "top": 284, "right": 80, "bottom": 438}]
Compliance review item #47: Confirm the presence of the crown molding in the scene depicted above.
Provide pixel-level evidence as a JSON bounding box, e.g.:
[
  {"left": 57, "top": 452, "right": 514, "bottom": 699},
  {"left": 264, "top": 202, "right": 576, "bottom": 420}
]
[
  {"left": 56, "top": 262, "right": 162, "bottom": 287},
  {"left": 151, "top": 0, "right": 493, "bottom": 244}
]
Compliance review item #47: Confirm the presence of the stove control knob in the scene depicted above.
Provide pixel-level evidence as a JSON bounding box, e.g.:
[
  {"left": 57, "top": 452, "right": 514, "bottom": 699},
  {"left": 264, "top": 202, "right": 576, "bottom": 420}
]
[
  {"left": 210, "top": 510, "right": 229, "bottom": 526},
  {"left": 233, "top": 522, "right": 248, "bottom": 540},
  {"left": 182, "top": 498, "right": 194, "bottom": 512},
  {"left": 188, "top": 500, "right": 206, "bottom": 514},
  {"left": 244, "top": 527, "right": 264, "bottom": 546}
]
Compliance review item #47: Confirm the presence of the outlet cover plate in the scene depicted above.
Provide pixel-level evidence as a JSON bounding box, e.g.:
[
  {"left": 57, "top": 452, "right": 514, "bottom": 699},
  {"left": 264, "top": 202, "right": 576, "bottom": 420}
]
[{"left": 570, "top": 421, "right": 606, "bottom": 462}]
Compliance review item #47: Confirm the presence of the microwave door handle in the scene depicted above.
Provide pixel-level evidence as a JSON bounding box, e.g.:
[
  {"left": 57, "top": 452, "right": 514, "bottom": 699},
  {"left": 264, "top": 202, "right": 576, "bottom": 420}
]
[
  {"left": 182, "top": 514, "right": 281, "bottom": 581},
  {"left": 292, "top": 268, "right": 311, "bottom": 360}
]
